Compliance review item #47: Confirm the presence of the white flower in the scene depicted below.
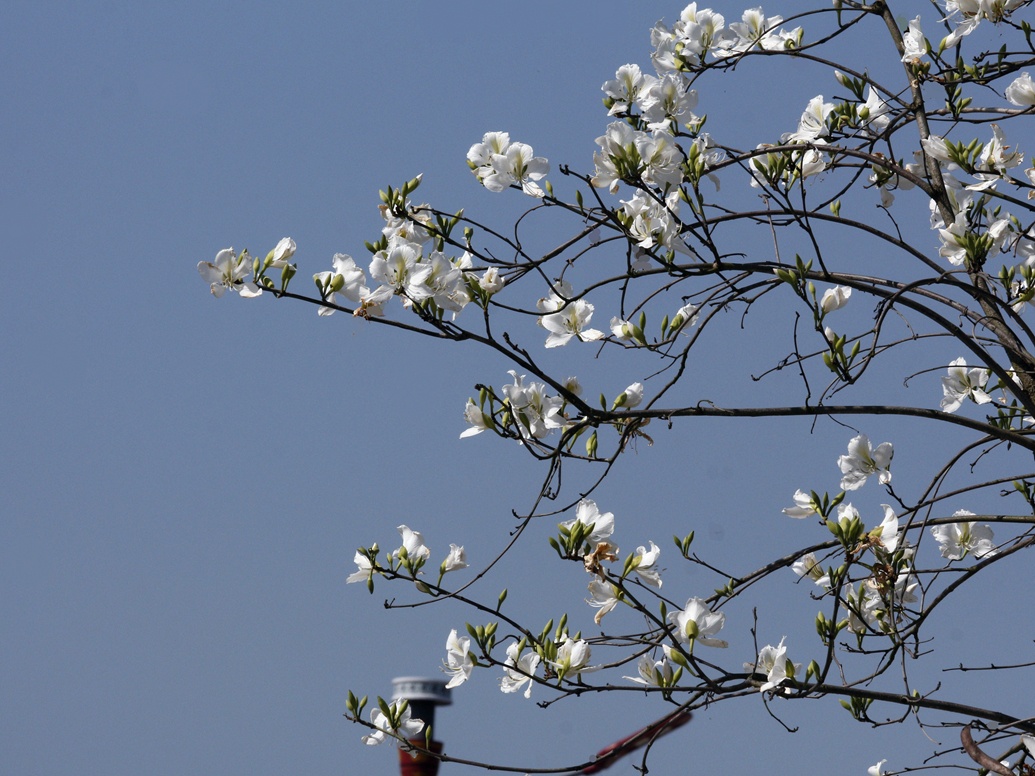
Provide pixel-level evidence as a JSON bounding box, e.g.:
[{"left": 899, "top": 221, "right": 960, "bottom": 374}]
[
  {"left": 563, "top": 376, "right": 583, "bottom": 396},
  {"left": 978, "top": 124, "right": 1023, "bottom": 176},
  {"left": 820, "top": 285, "right": 852, "bottom": 313},
  {"left": 900, "top": 17, "right": 926, "bottom": 63},
  {"left": 640, "top": 72, "right": 699, "bottom": 130},
  {"left": 198, "top": 248, "right": 262, "bottom": 298},
  {"left": 860, "top": 86, "right": 891, "bottom": 134},
  {"left": 782, "top": 489, "right": 817, "bottom": 519},
  {"left": 361, "top": 701, "right": 424, "bottom": 746},
  {"left": 346, "top": 550, "right": 374, "bottom": 584},
  {"left": 540, "top": 299, "right": 605, "bottom": 348},
  {"left": 460, "top": 398, "right": 491, "bottom": 439},
  {"left": 630, "top": 541, "right": 663, "bottom": 588},
  {"left": 393, "top": 525, "right": 430, "bottom": 564},
  {"left": 785, "top": 95, "right": 834, "bottom": 143},
  {"left": 536, "top": 279, "right": 574, "bottom": 313},
  {"left": 610, "top": 317, "right": 636, "bottom": 341},
  {"left": 613, "top": 382, "right": 644, "bottom": 410},
  {"left": 940, "top": 357, "right": 992, "bottom": 413},
  {"left": 937, "top": 211, "right": 970, "bottom": 265},
  {"left": 670, "top": 303, "right": 699, "bottom": 333},
  {"left": 560, "top": 499, "right": 615, "bottom": 545},
  {"left": 269, "top": 237, "right": 296, "bottom": 267},
  {"left": 467, "top": 131, "right": 510, "bottom": 167},
  {"left": 500, "top": 642, "right": 541, "bottom": 698},
  {"left": 443, "top": 629, "right": 475, "bottom": 688},
  {"left": 369, "top": 241, "right": 432, "bottom": 306},
  {"left": 602, "top": 63, "right": 647, "bottom": 116},
  {"left": 1022, "top": 735, "right": 1035, "bottom": 758},
  {"left": 791, "top": 552, "right": 831, "bottom": 588},
  {"left": 873, "top": 504, "right": 905, "bottom": 554},
  {"left": 838, "top": 434, "right": 893, "bottom": 491},
  {"left": 1006, "top": 73, "right": 1035, "bottom": 106},
  {"left": 314, "top": 253, "right": 369, "bottom": 316},
  {"left": 931, "top": 510, "right": 997, "bottom": 559},
  {"left": 868, "top": 759, "right": 887, "bottom": 776},
  {"left": 619, "top": 190, "right": 679, "bottom": 250},
  {"left": 503, "top": 371, "right": 565, "bottom": 440},
  {"left": 478, "top": 142, "right": 549, "bottom": 197},
  {"left": 745, "top": 637, "right": 800, "bottom": 692},
  {"left": 625, "top": 653, "right": 679, "bottom": 687},
  {"left": 479, "top": 267, "right": 505, "bottom": 294},
  {"left": 548, "top": 637, "right": 593, "bottom": 679},
  {"left": 586, "top": 579, "right": 621, "bottom": 624},
  {"left": 670, "top": 597, "right": 727, "bottom": 648},
  {"left": 441, "top": 544, "right": 468, "bottom": 573}
]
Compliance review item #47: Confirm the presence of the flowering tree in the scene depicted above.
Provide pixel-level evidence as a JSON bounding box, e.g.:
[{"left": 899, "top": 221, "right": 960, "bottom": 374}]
[{"left": 200, "top": 2, "right": 1035, "bottom": 773}]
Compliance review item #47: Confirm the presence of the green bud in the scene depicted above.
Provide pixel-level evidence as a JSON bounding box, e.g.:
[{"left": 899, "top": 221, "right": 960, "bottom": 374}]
[
  {"left": 280, "top": 263, "right": 296, "bottom": 291},
  {"left": 586, "top": 431, "right": 598, "bottom": 459}
]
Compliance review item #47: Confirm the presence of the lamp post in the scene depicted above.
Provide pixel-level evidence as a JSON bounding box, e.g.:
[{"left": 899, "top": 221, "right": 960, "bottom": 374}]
[{"left": 391, "top": 676, "right": 451, "bottom": 776}]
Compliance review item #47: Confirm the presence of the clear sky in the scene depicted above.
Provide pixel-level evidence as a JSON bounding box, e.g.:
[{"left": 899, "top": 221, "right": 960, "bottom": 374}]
[{"left": 3, "top": 2, "right": 1031, "bottom": 775}]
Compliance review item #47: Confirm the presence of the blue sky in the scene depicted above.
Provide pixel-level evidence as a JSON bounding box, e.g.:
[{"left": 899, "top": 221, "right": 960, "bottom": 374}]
[{"left": 3, "top": 2, "right": 1032, "bottom": 774}]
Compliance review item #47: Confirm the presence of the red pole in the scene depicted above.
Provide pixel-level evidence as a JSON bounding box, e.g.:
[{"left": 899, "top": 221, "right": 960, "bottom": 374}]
[
  {"left": 581, "top": 710, "right": 692, "bottom": 773},
  {"left": 398, "top": 740, "right": 444, "bottom": 776}
]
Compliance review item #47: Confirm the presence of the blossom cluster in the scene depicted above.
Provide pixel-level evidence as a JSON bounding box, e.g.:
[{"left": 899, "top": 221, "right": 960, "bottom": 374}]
[{"left": 785, "top": 434, "right": 998, "bottom": 638}]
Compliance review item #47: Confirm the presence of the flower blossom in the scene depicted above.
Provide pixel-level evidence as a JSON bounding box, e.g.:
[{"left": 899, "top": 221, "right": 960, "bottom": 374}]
[
  {"left": 820, "top": 285, "right": 852, "bottom": 313},
  {"left": 540, "top": 299, "right": 605, "bottom": 348},
  {"left": 460, "top": 398, "right": 492, "bottom": 439},
  {"left": 791, "top": 552, "right": 831, "bottom": 588},
  {"left": 369, "top": 240, "right": 432, "bottom": 307},
  {"left": 548, "top": 637, "right": 594, "bottom": 679},
  {"left": 784, "top": 94, "right": 834, "bottom": 143},
  {"left": 872, "top": 504, "right": 907, "bottom": 554},
  {"left": 198, "top": 248, "right": 262, "bottom": 298},
  {"left": 503, "top": 371, "right": 565, "bottom": 441},
  {"left": 560, "top": 499, "right": 615, "bottom": 545},
  {"left": 625, "top": 652, "right": 680, "bottom": 687},
  {"left": 630, "top": 541, "right": 663, "bottom": 588},
  {"left": 346, "top": 550, "right": 374, "bottom": 584},
  {"left": 782, "top": 489, "right": 818, "bottom": 519},
  {"left": 469, "top": 133, "right": 549, "bottom": 197},
  {"left": 536, "top": 279, "right": 574, "bottom": 313},
  {"left": 1006, "top": 73, "right": 1035, "bottom": 106},
  {"left": 479, "top": 267, "right": 505, "bottom": 294},
  {"left": 745, "top": 637, "right": 800, "bottom": 692},
  {"left": 838, "top": 434, "right": 893, "bottom": 491},
  {"left": 670, "top": 597, "right": 727, "bottom": 649},
  {"left": 441, "top": 544, "right": 468, "bottom": 573},
  {"left": 613, "top": 382, "right": 644, "bottom": 410},
  {"left": 500, "top": 642, "right": 541, "bottom": 698},
  {"left": 586, "top": 579, "right": 621, "bottom": 624},
  {"left": 362, "top": 701, "right": 424, "bottom": 746},
  {"left": 393, "top": 525, "right": 430, "bottom": 565},
  {"left": 900, "top": 16, "right": 927, "bottom": 63},
  {"left": 940, "top": 357, "right": 992, "bottom": 413},
  {"left": 269, "top": 237, "right": 296, "bottom": 267},
  {"left": 314, "top": 253, "right": 369, "bottom": 316},
  {"left": 931, "top": 510, "right": 997, "bottom": 559},
  {"left": 602, "top": 63, "right": 647, "bottom": 116},
  {"left": 443, "top": 629, "right": 475, "bottom": 688},
  {"left": 619, "top": 190, "right": 680, "bottom": 250}
]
